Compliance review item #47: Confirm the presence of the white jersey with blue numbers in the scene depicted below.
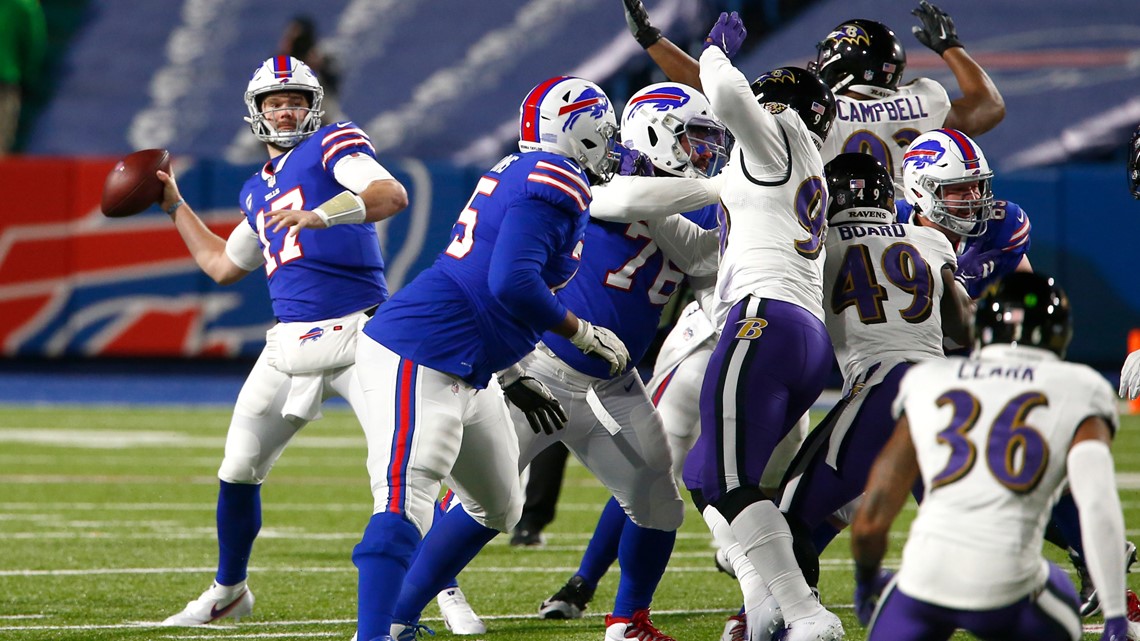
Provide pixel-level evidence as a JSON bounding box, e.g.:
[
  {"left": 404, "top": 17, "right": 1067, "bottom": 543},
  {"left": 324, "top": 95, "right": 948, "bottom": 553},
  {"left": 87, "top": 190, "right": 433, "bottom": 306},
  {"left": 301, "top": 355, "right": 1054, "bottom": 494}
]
[
  {"left": 897, "top": 198, "right": 1032, "bottom": 299},
  {"left": 824, "top": 221, "right": 956, "bottom": 389},
  {"left": 544, "top": 203, "right": 720, "bottom": 379},
  {"left": 892, "top": 345, "right": 1119, "bottom": 609},
  {"left": 821, "top": 79, "right": 951, "bottom": 185},
  {"left": 365, "top": 151, "right": 590, "bottom": 388},
  {"left": 238, "top": 121, "right": 387, "bottom": 322}
]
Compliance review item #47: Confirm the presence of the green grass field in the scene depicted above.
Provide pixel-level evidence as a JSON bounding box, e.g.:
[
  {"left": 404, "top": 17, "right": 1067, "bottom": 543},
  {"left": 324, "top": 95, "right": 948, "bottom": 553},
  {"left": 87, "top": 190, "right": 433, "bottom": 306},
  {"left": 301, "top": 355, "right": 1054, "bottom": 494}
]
[{"left": 2, "top": 405, "right": 1138, "bottom": 641}]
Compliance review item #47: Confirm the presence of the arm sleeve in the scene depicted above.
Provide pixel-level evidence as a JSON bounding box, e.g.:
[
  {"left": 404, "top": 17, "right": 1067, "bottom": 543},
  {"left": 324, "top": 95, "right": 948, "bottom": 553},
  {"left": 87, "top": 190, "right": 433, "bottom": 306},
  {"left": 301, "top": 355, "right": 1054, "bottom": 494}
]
[
  {"left": 698, "top": 46, "right": 789, "bottom": 174},
  {"left": 486, "top": 199, "right": 571, "bottom": 329},
  {"left": 224, "top": 221, "right": 265, "bottom": 271},
  {"left": 646, "top": 214, "right": 719, "bottom": 276},
  {"left": 332, "top": 153, "right": 395, "bottom": 194},
  {"left": 590, "top": 174, "right": 722, "bottom": 222},
  {"left": 1067, "top": 440, "right": 1127, "bottom": 618}
]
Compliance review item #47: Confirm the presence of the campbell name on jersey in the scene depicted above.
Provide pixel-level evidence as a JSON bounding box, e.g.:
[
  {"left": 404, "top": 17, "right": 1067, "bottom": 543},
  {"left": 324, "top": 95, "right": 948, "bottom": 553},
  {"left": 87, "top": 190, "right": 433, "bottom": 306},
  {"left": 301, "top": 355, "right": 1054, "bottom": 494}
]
[
  {"left": 544, "top": 204, "right": 719, "bottom": 379},
  {"left": 239, "top": 121, "right": 387, "bottom": 322},
  {"left": 367, "top": 151, "right": 590, "bottom": 388},
  {"left": 821, "top": 78, "right": 951, "bottom": 184},
  {"left": 892, "top": 345, "right": 1119, "bottom": 610},
  {"left": 715, "top": 108, "right": 828, "bottom": 325},
  {"left": 824, "top": 222, "right": 956, "bottom": 388},
  {"left": 897, "top": 198, "right": 1032, "bottom": 298}
]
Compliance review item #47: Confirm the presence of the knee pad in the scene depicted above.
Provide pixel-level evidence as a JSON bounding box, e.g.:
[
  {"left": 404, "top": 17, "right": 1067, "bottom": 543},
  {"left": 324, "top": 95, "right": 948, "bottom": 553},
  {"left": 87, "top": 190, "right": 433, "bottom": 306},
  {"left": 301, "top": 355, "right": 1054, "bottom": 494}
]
[{"left": 715, "top": 485, "right": 770, "bottom": 523}]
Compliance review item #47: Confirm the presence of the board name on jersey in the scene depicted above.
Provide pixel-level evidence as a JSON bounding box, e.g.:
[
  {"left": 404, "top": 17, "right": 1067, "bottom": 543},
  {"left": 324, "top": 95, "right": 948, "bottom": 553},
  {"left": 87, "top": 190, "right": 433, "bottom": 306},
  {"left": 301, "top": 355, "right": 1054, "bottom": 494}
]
[
  {"left": 837, "top": 96, "right": 930, "bottom": 123},
  {"left": 836, "top": 223, "right": 907, "bottom": 240}
]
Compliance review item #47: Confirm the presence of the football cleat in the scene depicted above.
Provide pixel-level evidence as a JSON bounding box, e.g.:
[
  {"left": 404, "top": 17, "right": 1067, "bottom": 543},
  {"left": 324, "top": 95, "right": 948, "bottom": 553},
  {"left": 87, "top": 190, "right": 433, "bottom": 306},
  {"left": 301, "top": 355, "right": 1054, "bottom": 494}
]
[
  {"left": 390, "top": 621, "right": 433, "bottom": 641},
  {"left": 437, "top": 587, "right": 486, "bottom": 635},
  {"left": 781, "top": 608, "right": 844, "bottom": 641},
  {"left": 720, "top": 613, "right": 746, "bottom": 641},
  {"left": 539, "top": 575, "right": 596, "bottom": 619},
  {"left": 160, "top": 581, "right": 254, "bottom": 626},
  {"left": 510, "top": 526, "right": 544, "bottom": 547},
  {"left": 1077, "top": 540, "right": 1138, "bottom": 618},
  {"left": 1128, "top": 589, "right": 1140, "bottom": 623},
  {"left": 604, "top": 609, "right": 675, "bottom": 641},
  {"left": 749, "top": 594, "right": 786, "bottom": 641}
]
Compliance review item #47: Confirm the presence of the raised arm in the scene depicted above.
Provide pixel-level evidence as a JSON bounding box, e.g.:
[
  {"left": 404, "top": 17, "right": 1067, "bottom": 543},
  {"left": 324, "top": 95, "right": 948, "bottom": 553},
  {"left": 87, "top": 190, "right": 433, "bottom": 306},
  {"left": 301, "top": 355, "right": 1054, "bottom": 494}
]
[
  {"left": 157, "top": 168, "right": 253, "bottom": 286},
  {"left": 910, "top": 1, "right": 1005, "bottom": 136},
  {"left": 621, "top": 1, "right": 747, "bottom": 93}
]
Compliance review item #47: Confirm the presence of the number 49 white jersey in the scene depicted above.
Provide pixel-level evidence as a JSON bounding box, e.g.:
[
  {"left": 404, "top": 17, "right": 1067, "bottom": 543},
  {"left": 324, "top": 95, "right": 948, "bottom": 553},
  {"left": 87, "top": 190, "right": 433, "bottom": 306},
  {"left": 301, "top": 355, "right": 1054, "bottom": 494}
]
[
  {"left": 891, "top": 345, "right": 1120, "bottom": 611},
  {"left": 823, "top": 221, "right": 956, "bottom": 389},
  {"left": 820, "top": 78, "right": 951, "bottom": 184}
]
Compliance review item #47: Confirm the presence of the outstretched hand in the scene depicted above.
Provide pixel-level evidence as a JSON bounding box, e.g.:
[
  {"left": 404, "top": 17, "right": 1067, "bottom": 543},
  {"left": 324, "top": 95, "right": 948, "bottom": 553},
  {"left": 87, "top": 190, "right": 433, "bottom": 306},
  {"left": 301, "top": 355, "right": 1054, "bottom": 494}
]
[
  {"left": 621, "top": 0, "right": 662, "bottom": 48},
  {"left": 911, "top": 1, "right": 962, "bottom": 55},
  {"left": 703, "top": 12, "right": 747, "bottom": 59}
]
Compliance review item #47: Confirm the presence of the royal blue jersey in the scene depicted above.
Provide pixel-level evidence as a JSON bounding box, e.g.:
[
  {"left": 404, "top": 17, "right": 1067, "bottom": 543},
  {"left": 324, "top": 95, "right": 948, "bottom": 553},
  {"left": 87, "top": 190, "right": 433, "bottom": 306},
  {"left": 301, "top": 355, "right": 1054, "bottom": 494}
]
[
  {"left": 543, "top": 203, "right": 720, "bottom": 379},
  {"left": 365, "top": 152, "right": 591, "bottom": 387},
  {"left": 239, "top": 121, "right": 388, "bottom": 322},
  {"left": 896, "top": 198, "right": 1031, "bottom": 299}
]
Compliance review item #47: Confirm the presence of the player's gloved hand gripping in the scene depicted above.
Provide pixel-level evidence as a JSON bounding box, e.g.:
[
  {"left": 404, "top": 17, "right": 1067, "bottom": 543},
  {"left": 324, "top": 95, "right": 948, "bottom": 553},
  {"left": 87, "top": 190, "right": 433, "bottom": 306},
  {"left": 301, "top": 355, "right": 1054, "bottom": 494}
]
[
  {"left": 703, "top": 12, "right": 747, "bottom": 59},
  {"left": 954, "top": 244, "right": 1001, "bottom": 287},
  {"left": 1120, "top": 350, "right": 1140, "bottom": 400},
  {"left": 616, "top": 143, "right": 655, "bottom": 178},
  {"left": 853, "top": 566, "right": 895, "bottom": 626},
  {"left": 912, "top": 0, "right": 963, "bottom": 55},
  {"left": 1101, "top": 617, "right": 1134, "bottom": 641},
  {"left": 570, "top": 319, "right": 631, "bottom": 376},
  {"left": 499, "top": 365, "right": 569, "bottom": 435},
  {"left": 621, "top": 0, "right": 662, "bottom": 48}
]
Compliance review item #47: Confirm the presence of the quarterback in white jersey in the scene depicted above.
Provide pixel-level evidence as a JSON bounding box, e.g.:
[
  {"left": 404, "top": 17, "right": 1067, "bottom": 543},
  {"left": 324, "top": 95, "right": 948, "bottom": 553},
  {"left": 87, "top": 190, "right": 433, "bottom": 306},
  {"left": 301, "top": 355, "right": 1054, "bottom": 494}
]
[{"left": 851, "top": 273, "right": 1134, "bottom": 641}]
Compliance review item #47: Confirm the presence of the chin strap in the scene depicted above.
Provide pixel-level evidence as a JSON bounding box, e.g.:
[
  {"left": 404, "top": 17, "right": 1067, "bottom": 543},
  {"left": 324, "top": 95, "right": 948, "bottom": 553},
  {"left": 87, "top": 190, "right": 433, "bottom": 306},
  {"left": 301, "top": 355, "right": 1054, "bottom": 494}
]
[{"left": 313, "top": 190, "right": 366, "bottom": 226}]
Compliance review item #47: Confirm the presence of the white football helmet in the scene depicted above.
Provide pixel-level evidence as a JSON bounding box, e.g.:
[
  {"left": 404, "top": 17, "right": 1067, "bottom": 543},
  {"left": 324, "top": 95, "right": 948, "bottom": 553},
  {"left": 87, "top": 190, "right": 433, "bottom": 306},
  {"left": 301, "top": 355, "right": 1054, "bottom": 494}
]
[
  {"left": 244, "top": 56, "right": 325, "bottom": 148},
  {"left": 621, "top": 82, "right": 727, "bottom": 178},
  {"left": 518, "top": 76, "right": 618, "bottom": 183},
  {"left": 901, "top": 128, "right": 995, "bottom": 237}
]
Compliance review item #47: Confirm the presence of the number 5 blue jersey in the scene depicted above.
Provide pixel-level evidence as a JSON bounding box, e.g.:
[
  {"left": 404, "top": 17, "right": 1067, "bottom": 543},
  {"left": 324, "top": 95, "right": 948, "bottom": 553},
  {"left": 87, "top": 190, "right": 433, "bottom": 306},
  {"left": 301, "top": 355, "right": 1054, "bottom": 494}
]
[
  {"left": 239, "top": 121, "right": 388, "bottom": 322},
  {"left": 365, "top": 151, "right": 591, "bottom": 388},
  {"left": 543, "top": 203, "right": 720, "bottom": 379}
]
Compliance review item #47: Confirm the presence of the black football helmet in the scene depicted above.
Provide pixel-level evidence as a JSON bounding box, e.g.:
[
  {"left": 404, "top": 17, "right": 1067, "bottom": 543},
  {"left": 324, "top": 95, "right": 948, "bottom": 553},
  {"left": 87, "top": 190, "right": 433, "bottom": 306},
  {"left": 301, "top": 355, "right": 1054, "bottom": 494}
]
[
  {"left": 824, "top": 152, "right": 895, "bottom": 224},
  {"left": 750, "top": 67, "right": 837, "bottom": 149},
  {"left": 975, "top": 272, "right": 1073, "bottom": 357},
  {"left": 1128, "top": 124, "right": 1140, "bottom": 200},
  {"left": 811, "top": 19, "right": 906, "bottom": 98}
]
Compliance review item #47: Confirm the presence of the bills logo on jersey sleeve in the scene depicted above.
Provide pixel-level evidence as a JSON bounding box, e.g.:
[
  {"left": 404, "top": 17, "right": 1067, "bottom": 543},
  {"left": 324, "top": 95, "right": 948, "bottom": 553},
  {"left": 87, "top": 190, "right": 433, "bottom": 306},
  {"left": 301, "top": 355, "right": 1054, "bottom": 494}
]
[{"left": 625, "top": 86, "right": 692, "bottom": 116}]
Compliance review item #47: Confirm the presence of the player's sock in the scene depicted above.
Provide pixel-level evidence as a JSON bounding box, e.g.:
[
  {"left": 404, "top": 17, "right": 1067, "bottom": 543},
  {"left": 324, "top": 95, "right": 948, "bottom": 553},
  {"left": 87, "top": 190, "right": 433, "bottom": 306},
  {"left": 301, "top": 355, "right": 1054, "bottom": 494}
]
[
  {"left": 703, "top": 505, "right": 770, "bottom": 613},
  {"left": 611, "top": 522, "right": 675, "bottom": 617},
  {"left": 354, "top": 512, "right": 420, "bottom": 640},
  {"left": 215, "top": 480, "right": 262, "bottom": 586},
  {"left": 394, "top": 503, "right": 498, "bottom": 623},
  {"left": 577, "top": 496, "right": 626, "bottom": 587},
  {"left": 730, "top": 500, "right": 819, "bottom": 623},
  {"left": 1051, "top": 494, "right": 1084, "bottom": 557}
]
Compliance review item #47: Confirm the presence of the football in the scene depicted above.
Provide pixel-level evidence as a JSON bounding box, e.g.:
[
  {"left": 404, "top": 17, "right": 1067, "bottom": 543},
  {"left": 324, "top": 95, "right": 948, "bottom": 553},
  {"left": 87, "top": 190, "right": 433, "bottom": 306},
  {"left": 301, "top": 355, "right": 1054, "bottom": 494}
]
[{"left": 100, "top": 148, "right": 171, "bottom": 218}]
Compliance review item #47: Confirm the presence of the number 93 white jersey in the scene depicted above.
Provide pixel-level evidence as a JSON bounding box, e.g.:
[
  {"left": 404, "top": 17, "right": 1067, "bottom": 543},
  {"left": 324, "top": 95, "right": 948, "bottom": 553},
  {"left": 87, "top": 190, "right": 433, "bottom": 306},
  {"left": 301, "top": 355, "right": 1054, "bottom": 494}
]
[
  {"left": 823, "top": 221, "right": 956, "bottom": 390},
  {"left": 820, "top": 78, "right": 951, "bottom": 185},
  {"left": 891, "top": 345, "right": 1119, "bottom": 610}
]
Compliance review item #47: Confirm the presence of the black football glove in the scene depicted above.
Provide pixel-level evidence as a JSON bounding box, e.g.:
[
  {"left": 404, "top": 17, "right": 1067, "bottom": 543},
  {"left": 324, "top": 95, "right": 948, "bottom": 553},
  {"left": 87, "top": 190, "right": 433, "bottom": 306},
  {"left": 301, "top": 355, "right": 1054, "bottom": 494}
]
[
  {"left": 622, "top": 0, "right": 662, "bottom": 49},
  {"left": 502, "top": 375, "right": 569, "bottom": 435},
  {"left": 1128, "top": 125, "right": 1140, "bottom": 200},
  {"left": 911, "top": 0, "right": 963, "bottom": 55}
]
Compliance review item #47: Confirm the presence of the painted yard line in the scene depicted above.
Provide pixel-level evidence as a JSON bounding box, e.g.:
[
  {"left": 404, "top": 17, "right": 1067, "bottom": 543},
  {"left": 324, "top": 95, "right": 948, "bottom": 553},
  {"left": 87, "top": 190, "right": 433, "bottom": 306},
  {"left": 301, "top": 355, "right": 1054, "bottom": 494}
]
[
  {"left": 0, "top": 615, "right": 45, "bottom": 620},
  {"left": 0, "top": 501, "right": 613, "bottom": 512}
]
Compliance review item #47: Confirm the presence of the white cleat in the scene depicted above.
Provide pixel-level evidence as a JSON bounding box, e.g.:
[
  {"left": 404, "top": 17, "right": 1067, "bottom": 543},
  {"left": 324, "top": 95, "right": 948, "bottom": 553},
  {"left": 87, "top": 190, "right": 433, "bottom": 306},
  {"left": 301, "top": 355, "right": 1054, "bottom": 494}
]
[
  {"left": 437, "top": 587, "right": 486, "bottom": 635},
  {"left": 721, "top": 614, "right": 745, "bottom": 641},
  {"left": 160, "top": 581, "right": 254, "bottom": 626},
  {"left": 748, "top": 594, "right": 785, "bottom": 641},
  {"left": 782, "top": 608, "right": 843, "bottom": 641}
]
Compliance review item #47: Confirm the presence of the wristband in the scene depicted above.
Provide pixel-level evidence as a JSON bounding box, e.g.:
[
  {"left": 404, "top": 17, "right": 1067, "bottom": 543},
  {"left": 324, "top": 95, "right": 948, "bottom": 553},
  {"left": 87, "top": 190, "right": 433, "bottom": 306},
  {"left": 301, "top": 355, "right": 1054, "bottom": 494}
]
[
  {"left": 165, "top": 198, "right": 185, "bottom": 217},
  {"left": 313, "top": 190, "right": 366, "bottom": 227}
]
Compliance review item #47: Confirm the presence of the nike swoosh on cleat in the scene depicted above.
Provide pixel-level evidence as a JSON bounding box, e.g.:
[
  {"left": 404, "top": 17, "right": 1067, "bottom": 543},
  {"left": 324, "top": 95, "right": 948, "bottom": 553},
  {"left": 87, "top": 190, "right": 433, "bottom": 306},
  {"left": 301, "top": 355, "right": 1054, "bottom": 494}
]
[
  {"left": 209, "top": 589, "right": 247, "bottom": 620},
  {"left": 624, "top": 381, "right": 635, "bottom": 392}
]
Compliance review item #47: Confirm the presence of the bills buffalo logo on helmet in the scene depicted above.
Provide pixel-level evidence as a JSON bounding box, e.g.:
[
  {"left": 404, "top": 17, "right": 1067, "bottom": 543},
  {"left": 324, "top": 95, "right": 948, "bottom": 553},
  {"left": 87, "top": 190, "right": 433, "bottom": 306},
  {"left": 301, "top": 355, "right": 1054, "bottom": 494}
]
[
  {"left": 903, "top": 139, "right": 947, "bottom": 171},
  {"left": 826, "top": 25, "right": 871, "bottom": 47},
  {"left": 559, "top": 86, "right": 611, "bottom": 133},
  {"left": 625, "top": 86, "right": 692, "bottom": 116}
]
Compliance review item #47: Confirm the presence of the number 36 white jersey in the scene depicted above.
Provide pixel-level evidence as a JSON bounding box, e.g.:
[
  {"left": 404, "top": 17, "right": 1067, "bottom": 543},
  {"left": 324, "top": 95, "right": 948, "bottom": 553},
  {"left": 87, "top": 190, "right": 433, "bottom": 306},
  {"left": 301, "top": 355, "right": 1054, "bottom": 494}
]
[
  {"left": 823, "top": 221, "right": 956, "bottom": 389},
  {"left": 820, "top": 78, "right": 951, "bottom": 184},
  {"left": 891, "top": 345, "right": 1120, "bottom": 610}
]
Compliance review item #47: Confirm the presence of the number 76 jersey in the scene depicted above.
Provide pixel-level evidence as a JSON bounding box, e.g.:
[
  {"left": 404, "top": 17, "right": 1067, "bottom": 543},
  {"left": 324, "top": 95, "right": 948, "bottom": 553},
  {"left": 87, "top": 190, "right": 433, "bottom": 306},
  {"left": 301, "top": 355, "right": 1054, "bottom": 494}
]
[
  {"left": 823, "top": 221, "right": 956, "bottom": 387},
  {"left": 891, "top": 347, "right": 1119, "bottom": 610}
]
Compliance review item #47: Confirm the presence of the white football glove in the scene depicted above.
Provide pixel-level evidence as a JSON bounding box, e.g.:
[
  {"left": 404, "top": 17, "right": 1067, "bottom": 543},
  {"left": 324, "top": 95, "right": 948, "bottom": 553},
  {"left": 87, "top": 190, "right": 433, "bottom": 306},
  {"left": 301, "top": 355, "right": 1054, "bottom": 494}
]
[
  {"left": 569, "top": 319, "right": 631, "bottom": 377},
  {"left": 1120, "top": 349, "right": 1140, "bottom": 400}
]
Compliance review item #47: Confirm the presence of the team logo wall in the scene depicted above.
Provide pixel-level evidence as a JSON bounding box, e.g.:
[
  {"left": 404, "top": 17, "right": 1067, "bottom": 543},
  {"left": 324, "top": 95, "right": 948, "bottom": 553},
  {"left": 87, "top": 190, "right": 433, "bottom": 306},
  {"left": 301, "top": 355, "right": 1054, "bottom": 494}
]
[
  {"left": 559, "top": 87, "right": 610, "bottom": 133},
  {"left": 734, "top": 317, "right": 768, "bottom": 340},
  {"left": 902, "top": 139, "right": 947, "bottom": 171},
  {"left": 625, "top": 86, "right": 692, "bottom": 117},
  {"left": 826, "top": 25, "right": 871, "bottom": 48}
]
